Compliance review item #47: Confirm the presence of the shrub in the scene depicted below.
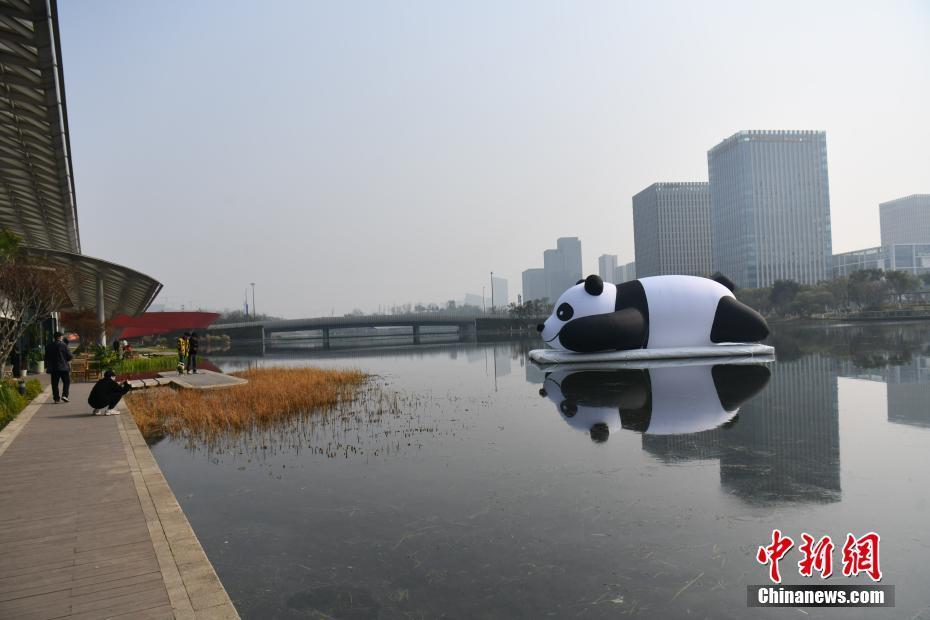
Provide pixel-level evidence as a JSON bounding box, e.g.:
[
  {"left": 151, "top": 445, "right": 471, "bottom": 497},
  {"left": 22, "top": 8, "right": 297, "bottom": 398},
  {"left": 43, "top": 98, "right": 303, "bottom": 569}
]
[
  {"left": 92, "top": 345, "right": 121, "bottom": 370},
  {"left": 115, "top": 355, "right": 180, "bottom": 375},
  {"left": 0, "top": 379, "right": 43, "bottom": 431}
]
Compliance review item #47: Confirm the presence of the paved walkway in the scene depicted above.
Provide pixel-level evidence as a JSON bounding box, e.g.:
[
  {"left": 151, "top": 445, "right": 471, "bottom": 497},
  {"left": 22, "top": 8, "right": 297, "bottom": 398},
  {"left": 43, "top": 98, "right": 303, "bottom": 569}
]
[{"left": 0, "top": 384, "right": 239, "bottom": 619}]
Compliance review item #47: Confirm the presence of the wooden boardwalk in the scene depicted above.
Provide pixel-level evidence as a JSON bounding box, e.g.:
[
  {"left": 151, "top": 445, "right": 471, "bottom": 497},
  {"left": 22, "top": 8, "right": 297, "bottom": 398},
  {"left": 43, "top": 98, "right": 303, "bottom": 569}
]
[
  {"left": 0, "top": 383, "right": 239, "bottom": 619},
  {"left": 124, "top": 370, "right": 247, "bottom": 392}
]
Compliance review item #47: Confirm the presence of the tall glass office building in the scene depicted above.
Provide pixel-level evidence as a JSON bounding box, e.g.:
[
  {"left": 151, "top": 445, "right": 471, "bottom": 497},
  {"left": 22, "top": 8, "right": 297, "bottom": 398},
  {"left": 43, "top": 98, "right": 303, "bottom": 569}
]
[{"left": 708, "top": 130, "right": 832, "bottom": 288}]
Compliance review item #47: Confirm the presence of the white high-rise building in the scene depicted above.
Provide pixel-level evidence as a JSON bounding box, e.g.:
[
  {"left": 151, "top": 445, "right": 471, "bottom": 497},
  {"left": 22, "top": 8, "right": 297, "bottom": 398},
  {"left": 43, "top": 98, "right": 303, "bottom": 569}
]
[
  {"left": 522, "top": 268, "right": 547, "bottom": 302},
  {"left": 598, "top": 254, "right": 618, "bottom": 283},
  {"left": 708, "top": 130, "right": 832, "bottom": 288},
  {"left": 880, "top": 194, "right": 930, "bottom": 246},
  {"left": 523, "top": 237, "right": 584, "bottom": 303},
  {"left": 491, "top": 276, "right": 508, "bottom": 310},
  {"left": 632, "top": 182, "right": 712, "bottom": 278},
  {"left": 614, "top": 261, "right": 636, "bottom": 283}
]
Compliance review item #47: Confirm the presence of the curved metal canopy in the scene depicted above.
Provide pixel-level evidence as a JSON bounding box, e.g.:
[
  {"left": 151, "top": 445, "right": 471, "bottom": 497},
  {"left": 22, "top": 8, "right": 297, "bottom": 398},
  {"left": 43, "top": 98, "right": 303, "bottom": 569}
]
[
  {"left": 1, "top": 0, "right": 162, "bottom": 318},
  {"left": 21, "top": 246, "right": 162, "bottom": 319},
  {"left": 0, "top": 0, "right": 79, "bottom": 253}
]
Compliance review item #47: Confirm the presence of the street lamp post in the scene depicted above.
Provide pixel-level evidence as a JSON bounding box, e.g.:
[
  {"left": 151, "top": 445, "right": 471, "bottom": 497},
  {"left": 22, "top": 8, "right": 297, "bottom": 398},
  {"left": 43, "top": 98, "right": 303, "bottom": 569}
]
[
  {"left": 490, "top": 271, "right": 494, "bottom": 313},
  {"left": 250, "top": 283, "right": 256, "bottom": 320}
]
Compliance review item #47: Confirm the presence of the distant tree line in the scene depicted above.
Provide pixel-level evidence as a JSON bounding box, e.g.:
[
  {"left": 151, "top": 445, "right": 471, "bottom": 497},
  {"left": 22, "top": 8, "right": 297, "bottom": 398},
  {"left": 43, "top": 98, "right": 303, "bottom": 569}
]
[
  {"left": 507, "top": 298, "right": 554, "bottom": 318},
  {"left": 214, "top": 310, "right": 283, "bottom": 324},
  {"left": 343, "top": 301, "right": 492, "bottom": 317},
  {"left": 737, "top": 269, "right": 930, "bottom": 318}
]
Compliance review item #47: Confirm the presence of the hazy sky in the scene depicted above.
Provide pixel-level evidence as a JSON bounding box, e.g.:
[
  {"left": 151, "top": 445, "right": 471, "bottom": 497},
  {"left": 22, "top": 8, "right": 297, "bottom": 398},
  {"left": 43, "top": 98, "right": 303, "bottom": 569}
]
[{"left": 59, "top": 0, "right": 930, "bottom": 318}]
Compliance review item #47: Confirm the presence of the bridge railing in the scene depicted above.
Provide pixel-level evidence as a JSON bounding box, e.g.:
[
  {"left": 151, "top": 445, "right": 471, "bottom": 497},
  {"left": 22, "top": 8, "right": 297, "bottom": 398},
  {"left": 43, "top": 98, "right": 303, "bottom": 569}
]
[{"left": 208, "top": 311, "right": 545, "bottom": 331}]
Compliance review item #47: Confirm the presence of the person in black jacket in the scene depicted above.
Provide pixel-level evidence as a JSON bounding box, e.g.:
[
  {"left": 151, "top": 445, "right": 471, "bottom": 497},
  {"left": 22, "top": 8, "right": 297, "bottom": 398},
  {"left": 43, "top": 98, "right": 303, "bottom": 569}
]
[
  {"left": 88, "top": 370, "right": 132, "bottom": 416},
  {"left": 44, "top": 331, "right": 73, "bottom": 403},
  {"left": 187, "top": 332, "right": 199, "bottom": 374},
  {"left": 8, "top": 344, "right": 21, "bottom": 378}
]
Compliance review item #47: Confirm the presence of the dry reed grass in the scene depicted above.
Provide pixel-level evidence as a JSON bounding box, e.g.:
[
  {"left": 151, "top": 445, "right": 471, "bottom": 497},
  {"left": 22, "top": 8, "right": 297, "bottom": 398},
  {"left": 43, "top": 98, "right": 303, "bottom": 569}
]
[{"left": 127, "top": 366, "right": 366, "bottom": 443}]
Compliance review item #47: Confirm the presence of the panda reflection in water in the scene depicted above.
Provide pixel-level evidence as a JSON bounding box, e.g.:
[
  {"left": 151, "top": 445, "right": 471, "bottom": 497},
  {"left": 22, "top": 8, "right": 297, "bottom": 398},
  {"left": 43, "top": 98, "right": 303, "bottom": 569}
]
[
  {"left": 539, "top": 363, "right": 771, "bottom": 443},
  {"left": 537, "top": 274, "right": 768, "bottom": 353}
]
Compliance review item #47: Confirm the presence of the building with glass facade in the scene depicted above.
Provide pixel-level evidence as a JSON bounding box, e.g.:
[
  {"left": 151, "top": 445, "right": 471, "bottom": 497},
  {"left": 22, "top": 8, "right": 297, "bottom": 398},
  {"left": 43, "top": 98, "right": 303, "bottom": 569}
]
[
  {"left": 614, "top": 261, "right": 637, "bottom": 283},
  {"left": 880, "top": 194, "right": 930, "bottom": 246},
  {"left": 708, "top": 130, "right": 832, "bottom": 288},
  {"left": 832, "top": 244, "right": 930, "bottom": 278},
  {"left": 632, "top": 182, "right": 712, "bottom": 278},
  {"left": 522, "top": 237, "right": 583, "bottom": 302},
  {"left": 598, "top": 254, "right": 618, "bottom": 283},
  {"left": 521, "top": 268, "right": 547, "bottom": 303}
]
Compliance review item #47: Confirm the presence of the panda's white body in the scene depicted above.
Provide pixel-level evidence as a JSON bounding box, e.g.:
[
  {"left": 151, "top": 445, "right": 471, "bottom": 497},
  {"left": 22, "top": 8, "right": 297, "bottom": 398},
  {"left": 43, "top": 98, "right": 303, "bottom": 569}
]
[
  {"left": 639, "top": 276, "right": 733, "bottom": 348},
  {"left": 543, "top": 366, "right": 736, "bottom": 437},
  {"left": 645, "top": 365, "right": 737, "bottom": 434},
  {"left": 540, "top": 363, "right": 771, "bottom": 442},
  {"left": 539, "top": 274, "right": 766, "bottom": 354}
]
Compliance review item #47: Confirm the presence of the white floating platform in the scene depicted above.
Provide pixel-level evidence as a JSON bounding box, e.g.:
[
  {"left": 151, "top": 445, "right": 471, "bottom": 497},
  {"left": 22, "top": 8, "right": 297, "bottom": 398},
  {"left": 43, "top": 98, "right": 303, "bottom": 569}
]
[
  {"left": 528, "top": 343, "right": 775, "bottom": 365},
  {"left": 529, "top": 354, "right": 775, "bottom": 373}
]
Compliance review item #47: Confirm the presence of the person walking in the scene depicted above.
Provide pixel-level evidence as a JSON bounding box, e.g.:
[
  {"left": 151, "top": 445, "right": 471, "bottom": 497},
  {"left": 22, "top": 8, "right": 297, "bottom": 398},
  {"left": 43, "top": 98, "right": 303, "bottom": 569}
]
[
  {"left": 44, "top": 331, "right": 73, "bottom": 403},
  {"left": 87, "top": 369, "right": 132, "bottom": 415},
  {"left": 187, "top": 332, "right": 199, "bottom": 374}
]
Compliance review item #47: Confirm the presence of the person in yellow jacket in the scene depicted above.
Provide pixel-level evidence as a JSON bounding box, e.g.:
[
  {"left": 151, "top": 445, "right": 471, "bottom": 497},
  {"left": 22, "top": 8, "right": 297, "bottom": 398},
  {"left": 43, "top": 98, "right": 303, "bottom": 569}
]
[{"left": 176, "top": 334, "right": 189, "bottom": 374}]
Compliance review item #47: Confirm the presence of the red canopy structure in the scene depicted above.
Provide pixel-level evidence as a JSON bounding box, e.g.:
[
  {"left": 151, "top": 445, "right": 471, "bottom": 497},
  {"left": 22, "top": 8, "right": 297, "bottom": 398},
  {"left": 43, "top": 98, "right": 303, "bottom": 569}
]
[{"left": 109, "top": 312, "right": 220, "bottom": 339}]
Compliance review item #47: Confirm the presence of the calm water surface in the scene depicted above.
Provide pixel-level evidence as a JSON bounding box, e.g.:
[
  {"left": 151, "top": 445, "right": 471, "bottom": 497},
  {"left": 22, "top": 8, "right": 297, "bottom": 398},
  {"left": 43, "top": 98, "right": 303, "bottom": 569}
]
[{"left": 152, "top": 323, "right": 930, "bottom": 619}]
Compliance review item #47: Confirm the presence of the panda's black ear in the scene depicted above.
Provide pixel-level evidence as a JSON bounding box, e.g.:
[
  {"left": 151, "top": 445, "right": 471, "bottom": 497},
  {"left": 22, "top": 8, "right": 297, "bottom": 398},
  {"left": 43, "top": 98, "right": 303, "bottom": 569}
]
[
  {"left": 584, "top": 274, "right": 604, "bottom": 296},
  {"left": 576, "top": 279, "right": 584, "bottom": 285},
  {"left": 710, "top": 273, "right": 736, "bottom": 292}
]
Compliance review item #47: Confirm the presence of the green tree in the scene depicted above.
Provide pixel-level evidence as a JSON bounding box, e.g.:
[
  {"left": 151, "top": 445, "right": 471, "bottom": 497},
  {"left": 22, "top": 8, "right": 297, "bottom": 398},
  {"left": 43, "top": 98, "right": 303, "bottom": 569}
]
[
  {"left": 0, "top": 228, "right": 21, "bottom": 259},
  {"left": 0, "top": 243, "right": 73, "bottom": 365},
  {"left": 791, "top": 289, "right": 835, "bottom": 317},
  {"left": 770, "top": 280, "right": 801, "bottom": 314},
  {"left": 737, "top": 288, "right": 772, "bottom": 315},
  {"left": 848, "top": 269, "right": 888, "bottom": 309},
  {"left": 884, "top": 270, "right": 918, "bottom": 303},
  {"left": 825, "top": 277, "right": 850, "bottom": 311}
]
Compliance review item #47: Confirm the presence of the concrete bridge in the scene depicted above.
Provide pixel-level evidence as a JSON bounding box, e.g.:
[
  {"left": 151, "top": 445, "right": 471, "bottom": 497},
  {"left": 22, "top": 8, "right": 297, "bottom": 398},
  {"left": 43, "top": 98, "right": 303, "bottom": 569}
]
[{"left": 207, "top": 312, "right": 544, "bottom": 349}]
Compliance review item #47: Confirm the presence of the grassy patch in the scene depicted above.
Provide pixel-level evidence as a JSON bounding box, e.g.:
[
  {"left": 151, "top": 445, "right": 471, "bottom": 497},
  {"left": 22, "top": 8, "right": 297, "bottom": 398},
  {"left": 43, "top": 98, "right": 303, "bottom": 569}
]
[
  {"left": 114, "top": 355, "right": 180, "bottom": 375},
  {"left": 126, "top": 366, "right": 367, "bottom": 443},
  {"left": 0, "top": 379, "right": 44, "bottom": 432}
]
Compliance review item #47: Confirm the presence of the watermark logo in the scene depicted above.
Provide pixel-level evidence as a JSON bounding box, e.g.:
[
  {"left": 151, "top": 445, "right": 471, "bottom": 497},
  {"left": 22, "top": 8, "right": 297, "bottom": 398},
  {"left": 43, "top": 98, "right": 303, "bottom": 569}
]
[
  {"left": 750, "top": 530, "right": 890, "bottom": 608},
  {"left": 756, "top": 530, "right": 882, "bottom": 583},
  {"left": 756, "top": 528, "right": 794, "bottom": 583},
  {"left": 798, "top": 533, "right": 834, "bottom": 578}
]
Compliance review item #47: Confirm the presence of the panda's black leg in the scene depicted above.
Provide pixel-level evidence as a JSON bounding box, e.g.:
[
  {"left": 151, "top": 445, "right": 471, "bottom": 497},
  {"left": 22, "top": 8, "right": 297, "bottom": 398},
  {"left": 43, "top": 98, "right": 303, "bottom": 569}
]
[
  {"left": 711, "top": 364, "right": 771, "bottom": 411},
  {"left": 558, "top": 308, "right": 647, "bottom": 353},
  {"left": 710, "top": 297, "right": 769, "bottom": 343}
]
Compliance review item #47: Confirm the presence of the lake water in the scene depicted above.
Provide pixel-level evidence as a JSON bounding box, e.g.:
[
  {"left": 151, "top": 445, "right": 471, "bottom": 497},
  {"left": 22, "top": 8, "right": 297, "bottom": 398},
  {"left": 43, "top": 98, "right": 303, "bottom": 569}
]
[{"left": 151, "top": 323, "right": 930, "bottom": 619}]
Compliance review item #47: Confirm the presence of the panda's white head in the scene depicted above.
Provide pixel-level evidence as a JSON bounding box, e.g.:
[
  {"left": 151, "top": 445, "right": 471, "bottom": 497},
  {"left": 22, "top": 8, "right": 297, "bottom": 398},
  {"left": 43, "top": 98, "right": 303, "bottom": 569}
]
[
  {"left": 538, "top": 275, "right": 617, "bottom": 351},
  {"left": 538, "top": 369, "right": 632, "bottom": 443}
]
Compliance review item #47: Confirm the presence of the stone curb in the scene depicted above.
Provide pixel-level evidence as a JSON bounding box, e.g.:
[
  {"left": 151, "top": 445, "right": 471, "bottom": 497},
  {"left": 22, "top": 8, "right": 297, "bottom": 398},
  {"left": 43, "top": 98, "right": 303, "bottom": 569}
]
[{"left": 118, "top": 403, "right": 241, "bottom": 619}]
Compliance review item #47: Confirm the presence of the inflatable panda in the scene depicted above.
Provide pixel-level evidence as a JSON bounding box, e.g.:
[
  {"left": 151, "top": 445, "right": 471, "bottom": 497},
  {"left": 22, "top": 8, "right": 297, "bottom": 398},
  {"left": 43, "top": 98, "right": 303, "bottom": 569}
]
[
  {"left": 539, "top": 363, "right": 771, "bottom": 443},
  {"left": 538, "top": 274, "right": 768, "bottom": 353}
]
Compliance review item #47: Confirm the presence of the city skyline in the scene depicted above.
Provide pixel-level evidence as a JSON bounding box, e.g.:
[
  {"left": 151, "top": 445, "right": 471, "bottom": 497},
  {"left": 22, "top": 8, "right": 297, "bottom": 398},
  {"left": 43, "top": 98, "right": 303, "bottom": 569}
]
[{"left": 59, "top": 1, "right": 930, "bottom": 317}]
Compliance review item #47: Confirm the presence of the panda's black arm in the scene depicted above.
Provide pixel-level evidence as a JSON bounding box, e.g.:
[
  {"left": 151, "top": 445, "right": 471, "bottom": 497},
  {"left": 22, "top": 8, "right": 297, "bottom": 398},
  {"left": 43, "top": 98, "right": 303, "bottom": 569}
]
[{"left": 558, "top": 308, "right": 647, "bottom": 353}]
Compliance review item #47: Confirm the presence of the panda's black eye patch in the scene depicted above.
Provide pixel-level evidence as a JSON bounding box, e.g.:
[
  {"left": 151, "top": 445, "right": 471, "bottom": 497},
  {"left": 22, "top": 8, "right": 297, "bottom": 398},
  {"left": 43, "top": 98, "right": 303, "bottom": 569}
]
[{"left": 556, "top": 303, "right": 574, "bottom": 321}]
